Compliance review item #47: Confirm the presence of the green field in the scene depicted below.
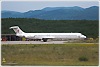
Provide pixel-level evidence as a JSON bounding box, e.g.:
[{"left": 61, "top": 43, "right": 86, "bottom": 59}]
[{"left": 1, "top": 44, "right": 99, "bottom": 66}]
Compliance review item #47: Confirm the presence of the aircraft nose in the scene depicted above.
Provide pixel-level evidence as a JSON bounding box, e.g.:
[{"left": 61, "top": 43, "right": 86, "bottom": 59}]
[
  {"left": 81, "top": 35, "right": 86, "bottom": 38},
  {"left": 84, "top": 36, "right": 86, "bottom": 38}
]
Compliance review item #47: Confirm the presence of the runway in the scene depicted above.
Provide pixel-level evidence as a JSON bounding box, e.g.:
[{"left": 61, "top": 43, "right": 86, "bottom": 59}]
[
  {"left": 1, "top": 41, "right": 97, "bottom": 45},
  {"left": 1, "top": 41, "right": 67, "bottom": 44}
]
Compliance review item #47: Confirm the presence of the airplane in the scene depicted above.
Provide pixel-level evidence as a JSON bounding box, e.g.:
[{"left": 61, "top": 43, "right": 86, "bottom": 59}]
[{"left": 9, "top": 26, "right": 86, "bottom": 42}]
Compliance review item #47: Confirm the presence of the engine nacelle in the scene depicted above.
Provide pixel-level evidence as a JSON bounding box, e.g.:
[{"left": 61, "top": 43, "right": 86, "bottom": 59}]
[{"left": 23, "top": 35, "right": 35, "bottom": 38}]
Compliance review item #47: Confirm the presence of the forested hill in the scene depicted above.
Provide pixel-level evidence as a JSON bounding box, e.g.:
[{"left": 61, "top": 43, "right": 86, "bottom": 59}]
[{"left": 1, "top": 18, "right": 99, "bottom": 38}]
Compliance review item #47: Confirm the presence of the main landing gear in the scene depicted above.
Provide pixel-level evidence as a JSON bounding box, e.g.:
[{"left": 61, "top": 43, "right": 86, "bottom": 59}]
[{"left": 42, "top": 38, "right": 48, "bottom": 42}]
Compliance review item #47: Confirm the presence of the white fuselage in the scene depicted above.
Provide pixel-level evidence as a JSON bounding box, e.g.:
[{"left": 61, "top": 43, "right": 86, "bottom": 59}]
[
  {"left": 16, "top": 33, "right": 86, "bottom": 39},
  {"left": 10, "top": 26, "right": 86, "bottom": 42}
]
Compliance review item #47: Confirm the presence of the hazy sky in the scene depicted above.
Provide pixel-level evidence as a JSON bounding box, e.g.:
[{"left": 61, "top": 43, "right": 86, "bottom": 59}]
[{"left": 1, "top": 1, "right": 99, "bottom": 12}]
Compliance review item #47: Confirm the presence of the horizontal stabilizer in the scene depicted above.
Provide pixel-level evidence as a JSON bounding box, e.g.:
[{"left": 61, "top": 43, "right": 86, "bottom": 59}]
[{"left": 9, "top": 26, "right": 19, "bottom": 29}]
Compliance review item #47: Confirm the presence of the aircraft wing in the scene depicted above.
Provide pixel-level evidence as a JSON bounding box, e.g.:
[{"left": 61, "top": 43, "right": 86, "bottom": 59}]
[{"left": 41, "top": 36, "right": 55, "bottom": 42}]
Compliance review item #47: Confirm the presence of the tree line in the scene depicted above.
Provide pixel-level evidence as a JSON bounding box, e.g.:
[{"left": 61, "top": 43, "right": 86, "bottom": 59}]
[{"left": 1, "top": 18, "right": 99, "bottom": 38}]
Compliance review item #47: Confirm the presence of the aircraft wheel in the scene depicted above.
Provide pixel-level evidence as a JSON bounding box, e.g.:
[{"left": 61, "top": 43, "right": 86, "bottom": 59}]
[{"left": 43, "top": 38, "right": 47, "bottom": 42}]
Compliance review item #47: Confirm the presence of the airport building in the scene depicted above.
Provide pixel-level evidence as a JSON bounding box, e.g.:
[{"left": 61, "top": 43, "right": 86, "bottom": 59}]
[
  {"left": 1, "top": 34, "right": 24, "bottom": 41},
  {"left": 1, "top": 34, "right": 40, "bottom": 41}
]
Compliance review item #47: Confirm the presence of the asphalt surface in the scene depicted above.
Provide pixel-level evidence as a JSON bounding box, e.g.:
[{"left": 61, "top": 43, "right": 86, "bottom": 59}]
[
  {"left": 1, "top": 41, "right": 67, "bottom": 44},
  {"left": 1, "top": 41, "right": 98, "bottom": 45}
]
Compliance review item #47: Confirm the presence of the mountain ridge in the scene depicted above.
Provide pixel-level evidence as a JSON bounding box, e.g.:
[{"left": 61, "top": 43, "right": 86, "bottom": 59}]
[
  {"left": 42, "top": 6, "right": 84, "bottom": 11},
  {"left": 1, "top": 6, "right": 99, "bottom": 20}
]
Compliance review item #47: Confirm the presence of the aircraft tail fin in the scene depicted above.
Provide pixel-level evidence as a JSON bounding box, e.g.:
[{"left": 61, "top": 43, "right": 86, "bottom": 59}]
[{"left": 9, "top": 26, "right": 24, "bottom": 34}]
